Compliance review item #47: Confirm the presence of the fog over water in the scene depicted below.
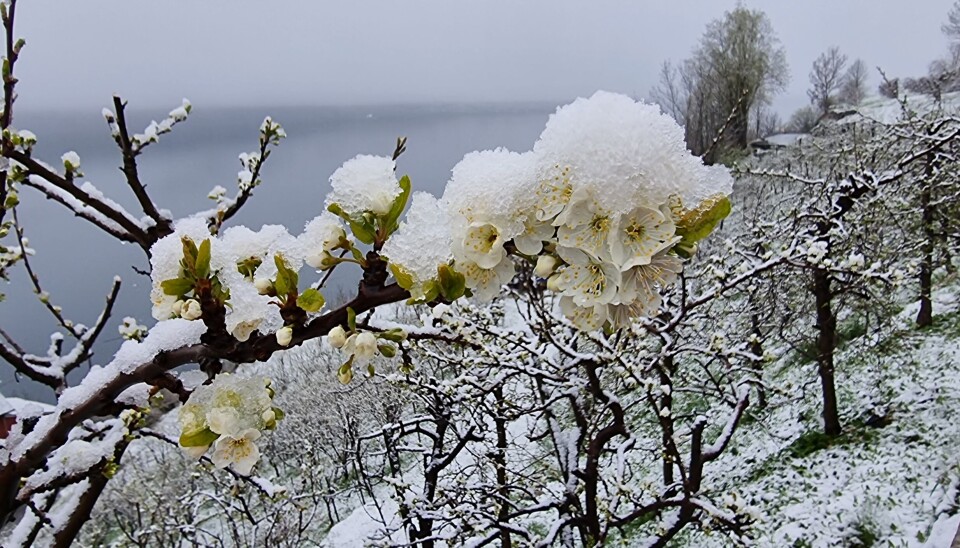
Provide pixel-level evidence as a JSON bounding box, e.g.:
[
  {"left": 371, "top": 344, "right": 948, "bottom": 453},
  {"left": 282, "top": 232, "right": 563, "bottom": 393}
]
[
  {"left": 0, "top": 103, "right": 552, "bottom": 400},
  {"left": 3, "top": 0, "right": 958, "bottom": 400}
]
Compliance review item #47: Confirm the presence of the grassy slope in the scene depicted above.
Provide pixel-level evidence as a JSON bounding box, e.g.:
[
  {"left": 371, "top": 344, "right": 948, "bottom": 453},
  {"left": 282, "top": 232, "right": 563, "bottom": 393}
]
[{"left": 682, "top": 273, "right": 960, "bottom": 548}]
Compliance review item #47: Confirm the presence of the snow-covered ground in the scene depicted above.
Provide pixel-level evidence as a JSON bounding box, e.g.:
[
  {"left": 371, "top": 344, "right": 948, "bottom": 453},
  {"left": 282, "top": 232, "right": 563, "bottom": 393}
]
[
  {"left": 312, "top": 274, "right": 960, "bottom": 547},
  {"left": 677, "top": 278, "right": 960, "bottom": 547}
]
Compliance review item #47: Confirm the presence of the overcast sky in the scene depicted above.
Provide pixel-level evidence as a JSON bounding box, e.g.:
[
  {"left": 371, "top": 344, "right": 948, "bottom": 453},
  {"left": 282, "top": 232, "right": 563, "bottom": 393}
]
[{"left": 12, "top": 1, "right": 958, "bottom": 119}]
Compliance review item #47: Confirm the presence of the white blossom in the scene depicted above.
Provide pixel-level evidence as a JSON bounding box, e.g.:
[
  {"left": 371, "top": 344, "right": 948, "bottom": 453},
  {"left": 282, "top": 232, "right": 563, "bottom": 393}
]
[
  {"left": 299, "top": 212, "right": 347, "bottom": 269},
  {"left": 534, "top": 255, "right": 559, "bottom": 278},
  {"left": 181, "top": 299, "right": 202, "bottom": 321},
  {"left": 211, "top": 429, "right": 261, "bottom": 475},
  {"left": 276, "top": 326, "right": 293, "bottom": 347},
  {"left": 352, "top": 332, "right": 378, "bottom": 361},
  {"left": 327, "top": 325, "right": 348, "bottom": 349},
  {"left": 61, "top": 151, "right": 81, "bottom": 171}
]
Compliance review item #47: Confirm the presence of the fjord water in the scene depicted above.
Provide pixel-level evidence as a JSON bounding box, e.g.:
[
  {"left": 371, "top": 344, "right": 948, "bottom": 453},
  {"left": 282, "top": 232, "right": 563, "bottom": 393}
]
[{"left": 0, "top": 102, "right": 554, "bottom": 400}]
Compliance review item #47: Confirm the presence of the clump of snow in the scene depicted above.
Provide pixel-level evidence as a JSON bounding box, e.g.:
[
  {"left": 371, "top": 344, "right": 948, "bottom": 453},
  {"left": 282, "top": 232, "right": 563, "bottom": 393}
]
[
  {"left": 326, "top": 154, "right": 401, "bottom": 216},
  {"left": 442, "top": 148, "right": 538, "bottom": 239},
  {"left": 533, "top": 90, "right": 733, "bottom": 212},
  {"left": 381, "top": 192, "right": 454, "bottom": 298}
]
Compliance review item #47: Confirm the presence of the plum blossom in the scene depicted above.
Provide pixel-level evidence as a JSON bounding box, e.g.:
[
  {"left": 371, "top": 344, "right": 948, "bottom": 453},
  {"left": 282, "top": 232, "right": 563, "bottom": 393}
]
[
  {"left": 211, "top": 429, "right": 261, "bottom": 475},
  {"left": 327, "top": 325, "right": 348, "bottom": 348},
  {"left": 460, "top": 259, "right": 516, "bottom": 302}
]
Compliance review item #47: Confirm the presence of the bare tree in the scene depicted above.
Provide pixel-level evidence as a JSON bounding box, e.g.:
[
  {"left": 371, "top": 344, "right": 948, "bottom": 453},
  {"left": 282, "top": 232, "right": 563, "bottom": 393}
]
[
  {"left": 660, "top": 5, "right": 788, "bottom": 161},
  {"left": 808, "top": 47, "right": 848, "bottom": 114},
  {"left": 839, "top": 58, "right": 869, "bottom": 105},
  {"left": 649, "top": 60, "right": 688, "bottom": 124},
  {"left": 943, "top": 1, "right": 960, "bottom": 60}
]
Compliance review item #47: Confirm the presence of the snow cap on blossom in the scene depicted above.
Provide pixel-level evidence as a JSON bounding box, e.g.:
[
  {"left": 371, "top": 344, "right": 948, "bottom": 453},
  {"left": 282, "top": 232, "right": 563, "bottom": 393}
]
[
  {"left": 372, "top": 91, "right": 732, "bottom": 327},
  {"left": 381, "top": 192, "right": 454, "bottom": 300},
  {"left": 443, "top": 148, "right": 539, "bottom": 240},
  {"left": 298, "top": 211, "right": 347, "bottom": 269},
  {"left": 533, "top": 90, "right": 733, "bottom": 216},
  {"left": 326, "top": 154, "right": 401, "bottom": 216},
  {"left": 149, "top": 217, "right": 219, "bottom": 321}
]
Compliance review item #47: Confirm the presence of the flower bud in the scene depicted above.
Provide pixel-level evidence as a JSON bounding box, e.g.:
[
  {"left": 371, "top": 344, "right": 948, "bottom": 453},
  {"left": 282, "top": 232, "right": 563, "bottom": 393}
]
[
  {"left": 546, "top": 274, "right": 562, "bottom": 292},
  {"left": 534, "top": 255, "right": 559, "bottom": 278},
  {"left": 327, "top": 325, "right": 348, "bottom": 349},
  {"left": 254, "top": 277, "right": 273, "bottom": 295},
  {"left": 61, "top": 151, "right": 81, "bottom": 171},
  {"left": 181, "top": 299, "right": 202, "bottom": 321},
  {"left": 276, "top": 326, "right": 293, "bottom": 347},
  {"left": 354, "top": 332, "right": 378, "bottom": 360}
]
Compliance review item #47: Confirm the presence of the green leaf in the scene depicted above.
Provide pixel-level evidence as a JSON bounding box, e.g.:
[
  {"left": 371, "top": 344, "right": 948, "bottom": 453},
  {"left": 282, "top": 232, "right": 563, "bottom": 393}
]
[
  {"left": 160, "top": 277, "right": 194, "bottom": 297},
  {"left": 389, "top": 263, "right": 415, "bottom": 291},
  {"left": 337, "top": 356, "right": 354, "bottom": 384},
  {"left": 179, "top": 427, "right": 219, "bottom": 448},
  {"left": 367, "top": 363, "right": 376, "bottom": 377},
  {"left": 181, "top": 237, "right": 199, "bottom": 272},
  {"left": 346, "top": 307, "right": 357, "bottom": 331},
  {"left": 422, "top": 280, "right": 441, "bottom": 303},
  {"left": 350, "top": 246, "right": 366, "bottom": 264},
  {"left": 272, "top": 407, "right": 285, "bottom": 421},
  {"left": 298, "top": 288, "right": 325, "bottom": 313},
  {"left": 273, "top": 254, "right": 299, "bottom": 296},
  {"left": 195, "top": 239, "right": 212, "bottom": 279},
  {"left": 327, "top": 203, "right": 347, "bottom": 220},
  {"left": 437, "top": 264, "right": 466, "bottom": 301},
  {"left": 379, "top": 328, "right": 406, "bottom": 343},
  {"left": 675, "top": 195, "right": 732, "bottom": 246},
  {"left": 348, "top": 218, "right": 376, "bottom": 245},
  {"left": 385, "top": 175, "right": 412, "bottom": 234},
  {"left": 236, "top": 256, "right": 262, "bottom": 279},
  {"left": 378, "top": 343, "right": 397, "bottom": 358}
]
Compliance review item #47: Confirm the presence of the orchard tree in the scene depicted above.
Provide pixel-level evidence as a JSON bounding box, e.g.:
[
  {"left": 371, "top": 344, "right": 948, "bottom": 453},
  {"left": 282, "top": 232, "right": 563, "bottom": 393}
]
[{"left": 743, "top": 104, "right": 960, "bottom": 436}]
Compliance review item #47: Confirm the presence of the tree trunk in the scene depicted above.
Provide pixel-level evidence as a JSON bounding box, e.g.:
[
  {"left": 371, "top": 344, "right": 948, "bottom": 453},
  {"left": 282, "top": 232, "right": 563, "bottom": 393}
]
[
  {"left": 493, "top": 387, "right": 512, "bottom": 548},
  {"left": 750, "top": 312, "right": 767, "bottom": 408},
  {"left": 813, "top": 267, "right": 842, "bottom": 436},
  {"left": 917, "top": 155, "right": 935, "bottom": 327}
]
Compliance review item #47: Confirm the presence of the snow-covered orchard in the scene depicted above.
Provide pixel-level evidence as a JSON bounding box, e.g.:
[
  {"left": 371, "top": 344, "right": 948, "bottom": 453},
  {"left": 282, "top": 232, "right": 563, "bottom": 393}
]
[{"left": 2, "top": 1, "right": 960, "bottom": 546}]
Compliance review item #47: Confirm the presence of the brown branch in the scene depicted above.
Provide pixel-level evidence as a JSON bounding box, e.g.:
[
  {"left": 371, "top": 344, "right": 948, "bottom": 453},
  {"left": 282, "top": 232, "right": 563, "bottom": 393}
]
[
  {"left": 209, "top": 131, "right": 272, "bottom": 234},
  {"left": 0, "top": 281, "right": 411, "bottom": 523},
  {"left": 62, "top": 277, "right": 122, "bottom": 377},
  {"left": 0, "top": 339, "right": 60, "bottom": 388},
  {"left": 18, "top": 176, "right": 139, "bottom": 244},
  {"left": 0, "top": 327, "right": 24, "bottom": 353},
  {"left": 10, "top": 150, "right": 151, "bottom": 250},
  {"left": 0, "top": 0, "right": 19, "bottom": 227},
  {"left": 51, "top": 435, "right": 131, "bottom": 548},
  {"left": 111, "top": 96, "right": 171, "bottom": 237}
]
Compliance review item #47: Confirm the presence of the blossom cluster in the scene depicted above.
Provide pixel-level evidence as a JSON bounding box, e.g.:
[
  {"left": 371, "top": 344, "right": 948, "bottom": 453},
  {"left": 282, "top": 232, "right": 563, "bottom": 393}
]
[
  {"left": 178, "top": 374, "right": 283, "bottom": 475},
  {"left": 382, "top": 91, "right": 733, "bottom": 329},
  {"left": 148, "top": 211, "right": 346, "bottom": 342}
]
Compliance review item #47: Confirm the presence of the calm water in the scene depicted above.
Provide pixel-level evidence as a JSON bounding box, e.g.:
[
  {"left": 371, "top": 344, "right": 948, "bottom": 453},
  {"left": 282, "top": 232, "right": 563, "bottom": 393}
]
[{"left": 1, "top": 102, "right": 556, "bottom": 400}]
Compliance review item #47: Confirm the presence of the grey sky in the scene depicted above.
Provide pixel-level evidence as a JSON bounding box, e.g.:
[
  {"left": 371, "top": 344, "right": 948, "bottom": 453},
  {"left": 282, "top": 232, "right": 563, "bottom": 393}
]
[{"left": 13, "top": 1, "right": 957, "bottom": 120}]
